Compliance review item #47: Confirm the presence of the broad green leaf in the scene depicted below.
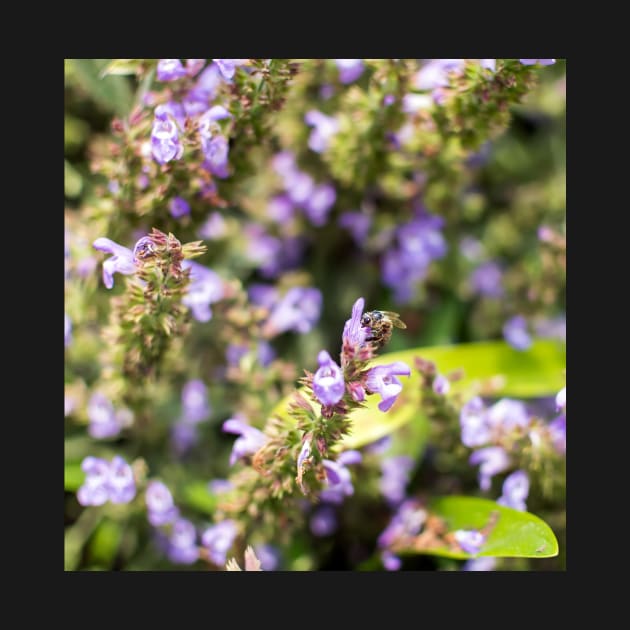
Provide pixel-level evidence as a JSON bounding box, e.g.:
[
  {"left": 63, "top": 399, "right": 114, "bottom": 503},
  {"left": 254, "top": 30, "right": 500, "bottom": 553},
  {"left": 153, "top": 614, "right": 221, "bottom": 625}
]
[
  {"left": 65, "top": 461, "right": 85, "bottom": 492},
  {"left": 272, "top": 339, "right": 565, "bottom": 451},
  {"left": 395, "top": 496, "right": 558, "bottom": 559},
  {"left": 100, "top": 59, "right": 144, "bottom": 77},
  {"left": 180, "top": 481, "right": 217, "bottom": 515},
  {"left": 66, "top": 59, "right": 133, "bottom": 116}
]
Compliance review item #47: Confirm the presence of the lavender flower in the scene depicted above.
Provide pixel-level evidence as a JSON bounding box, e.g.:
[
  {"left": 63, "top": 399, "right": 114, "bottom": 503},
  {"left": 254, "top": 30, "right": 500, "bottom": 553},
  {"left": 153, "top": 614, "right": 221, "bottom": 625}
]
[
  {"left": 263, "top": 287, "right": 322, "bottom": 336},
  {"left": 378, "top": 499, "right": 427, "bottom": 548},
  {"left": 339, "top": 211, "right": 371, "bottom": 244},
  {"left": 243, "top": 224, "right": 282, "bottom": 272},
  {"left": 462, "top": 556, "right": 497, "bottom": 571},
  {"left": 454, "top": 529, "right": 486, "bottom": 555},
  {"left": 77, "top": 455, "right": 136, "bottom": 506},
  {"left": 460, "top": 396, "right": 491, "bottom": 447},
  {"left": 284, "top": 169, "right": 315, "bottom": 205},
  {"left": 169, "top": 197, "right": 191, "bottom": 219},
  {"left": 479, "top": 59, "right": 496, "bottom": 72},
  {"left": 382, "top": 551, "right": 402, "bottom": 571},
  {"left": 503, "top": 315, "right": 532, "bottom": 351},
  {"left": 181, "top": 379, "right": 211, "bottom": 424},
  {"left": 365, "top": 362, "right": 412, "bottom": 412},
  {"left": 87, "top": 392, "right": 122, "bottom": 439},
  {"left": 202, "top": 520, "right": 238, "bottom": 565},
  {"left": 469, "top": 446, "right": 511, "bottom": 491},
  {"left": 304, "top": 183, "right": 336, "bottom": 226},
  {"left": 413, "top": 59, "right": 465, "bottom": 90},
  {"left": 181, "top": 260, "right": 224, "bottom": 323},
  {"left": 253, "top": 544, "right": 281, "bottom": 570},
  {"left": 65, "top": 313, "right": 72, "bottom": 347},
  {"left": 223, "top": 417, "right": 267, "bottom": 466},
  {"left": 470, "top": 262, "right": 504, "bottom": 298},
  {"left": 249, "top": 284, "right": 279, "bottom": 309},
  {"left": 167, "top": 518, "right": 199, "bottom": 564},
  {"left": 92, "top": 237, "right": 136, "bottom": 289},
  {"left": 486, "top": 398, "right": 530, "bottom": 431},
  {"left": 320, "top": 451, "right": 362, "bottom": 504},
  {"left": 170, "top": 422, "right": 199, "bottom": 456},
  {"left": 548, "top": 414, "right": 566, "bottom": 454},
  {"left": 313, "top": 350, "right": 345, "bottom": 406},
  {"left": 156, "top": 59, "right": 188, "bottom": 81},
  {"left": 556, "top": 387, "right": 566, "bottom": 411},
  {"left": 310, "top": 505, "right": 338, "bottom": 537},
  {"left": 433, "top": 374, "right": 450, "bottom": 395},
  {"left": 267, "top": 195, "right": 296, "bottom": 223},
  {"left": 342, "top": 296, "right": 367, "bottom": 347},
  {"left": 297, "top": 439, "right": 311, "bottom": 473},
  {"left": 186, "top": 59, "right": 205, "bottom": 76},
  {"left": 257, "top": 340, "right": 276, "bottom": 367},
  {"left": 304, "top": 110, "right": 339, "bottom": 153},
  {"left": 199, "top": 211, "right": 227, "bottom": 240},
  {"left": 226, "top": 344, "right": 248, "bottom": 367},
  {"left": 380, "top": 456, "right": 414, "bottom": 507},
  {"left": 497, "top": 470, "right": 529, "bottom": 511},
  {"left": 151, "top": 106, "right": 183, "bottom": 165},
  {"left": 213, "top": 59, "right": 247, "bottom": 80},
  {"left": 334, "top": 59, "right": 364, "bottom": 84},
  {"left": 146, "top": 480, "right": 179, "bottom": 526},
  {"left": 202, "top": 135, "right": 230, "bottom": 178},
  {"left": 519, "top": 59, "right": 556, "bottom": 66}
]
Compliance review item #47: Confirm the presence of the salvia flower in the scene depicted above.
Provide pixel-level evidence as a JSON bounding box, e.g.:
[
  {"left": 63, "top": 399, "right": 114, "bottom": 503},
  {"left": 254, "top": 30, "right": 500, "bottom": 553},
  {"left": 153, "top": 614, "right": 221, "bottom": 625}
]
[
  {"left": 460, "top": 396, "right": 491, "bottom": 448},
  {"left": 202, "top": 135, "right": 230, "bottom": 178},
  {"left": 486, "top": 398, "right": 530, "bottom": 432},
  {"left": 320, "top": 458, "right": 356, "bottom": 504},
  {"left": 263, "top": 287, "right": 322, "bottom": 336},
  {"left": 382, "top": 550, "right": 402, "bottom": 571},
  {"left": 503, "top": 315, "right": 532, "bottom": 351},
  {"left": 454, "top": 529, "right": 486, "bottom": 555},
  {"left": 310, "top": 505, "right": 338, "bottom": 537},
  {"left": 169, "top": 197, "right": 191, "bottom": 219},
  {"left": 213, "top": 59, "right": 247, "bottom": 80},
  {"left": 146, "top": 480, "right": 179, "bottom": 526},
  {"left": 378, "top": 499, "right": 427, "bottom": 549},
  {"left": 497, "top": 470, "right": 529, "bottom": 511},
  {"left": 223, "top": 417, "right": 267, "bottom": 466},
  {"left": 64, "top": 313, "right": 72, "bottom": 347},
  {"left": 170, "top": 422, "right": 199, "bottom": 456},
  {"left": 87, "top": 392, "right": 123, "bottom": 439},
  {"left": 181, "top": 260, "right": 225, "bottom": 323},
  {"left": 519, "top": 59, "right": 556, "bottom": 66},
  {"left": 339, "top": 211, "right": 371, "bottom": 244},
  {"left": 380, "top": 456, "right": 414, "bottom": 507},
  {"left": 556, "top": 387, "right": 566, "bottom": 412},
  {"left": 342, "top": 296, "right": 367, "bottom": 348},
  {"left": 335, "top": 59, "right": 364, "bottom": 84},
  {"left": 313, "top": 350, "right": 345, "bottom": 407},
  {"left": 469, "top": 446, "right": 511, "bottom": 491},
  {"left": 304, "top": 110, "right": 339, "bottom": 153},
  {"left": 470, "top": 262, "right": 504, "bottom": 298},
  {"left": 413, "top": 59, "right": 465, "bottom": 91},
  {"left": 202, "top": 520, "right": 238, "bottom": 566},
  {"left": 92, "top": 237, "right": 136, "bottom": 289},
  {"left": 462, "top": 557, "right": 497, "bottom": 571},
  {"left": 181, "top": 379, "right": 211, "bottom": 424},
  {"left": 432, "top": 374, "right": 450, "bottom": 395},
  {"left": 253, "top": 544, "right": 280, "bottom": 570},
  {"left": 167, "top": 518, "right": 199, "bottom": 564},
  {"left": 548, "top": 414, "right": 566, "bottom": 455},
  {"left": 365, "top": 362, "right": 412, "bottom": 412},
  {"left": 77, "top": 455, "right": 136, "bottom": 506},
  {"left": 151, "top": 106, "right": 184, "bottom": 165},
  {"left": 186, "top": 58, "right": 205, "bottom": 76},
  {"left": 303, "top": 183, "right": 336, "bottom": 226},
  {"left": 156, "top": 59, "right": 188, "bottom": 81}
]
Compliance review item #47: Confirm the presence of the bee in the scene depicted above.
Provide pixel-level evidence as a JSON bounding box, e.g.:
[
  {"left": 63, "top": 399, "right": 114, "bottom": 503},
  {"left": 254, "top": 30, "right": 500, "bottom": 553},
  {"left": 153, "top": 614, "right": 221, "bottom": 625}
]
[{"left": 361, "top": 310, "right": 407, "bottom": 347}]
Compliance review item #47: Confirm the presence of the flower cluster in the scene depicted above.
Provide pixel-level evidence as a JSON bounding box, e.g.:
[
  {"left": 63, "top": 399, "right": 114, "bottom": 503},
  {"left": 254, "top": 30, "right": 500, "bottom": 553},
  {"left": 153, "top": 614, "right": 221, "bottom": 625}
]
[{"left": 77, "top": 456, "right": 136, "bottom": 506}]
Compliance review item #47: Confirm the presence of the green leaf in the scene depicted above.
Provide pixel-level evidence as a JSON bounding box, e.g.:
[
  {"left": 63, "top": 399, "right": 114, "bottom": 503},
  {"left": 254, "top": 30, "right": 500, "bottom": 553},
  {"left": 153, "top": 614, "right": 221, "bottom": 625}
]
[
  {"left": 271, "top": 339, "right": 565, "bottom": 451},
  {"left": 398, "top": 495, "right": 558, "bottom": 559},
  {"left": 89, "top": 518, "right": 122, "bottom": 567},
  {"left": 180, "top": 481, "right": 217, "bottom": 515},
  {"left": 65, "top": 461, "right": 85, "bottom": 492},
  {"left": 100, "top": 59, "right": 144, "bottom": 77},
  {"left": 64, "top": 160, "right": 83, "bottom": 198},
  {"left": 66, "top": 59, "right": 133, "bottom": 116}
]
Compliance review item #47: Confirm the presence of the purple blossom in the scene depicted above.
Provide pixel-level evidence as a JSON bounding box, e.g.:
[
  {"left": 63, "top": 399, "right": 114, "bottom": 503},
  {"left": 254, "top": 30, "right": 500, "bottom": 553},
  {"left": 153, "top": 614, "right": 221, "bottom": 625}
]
[
  {"left": 146, "top": 480, "right": 179, "bottom": 526},
  {"left": 519, "top": 59, "right": 556, "bottom": 66},
  {"left": 470, "top": 262, "right": 504, "bottom": 298},
  {"left": 486, "top": 398, "right": 530, "bottom": 432},
  {"left": 202, "top": 520, "right": 238, "bottom": 565},
  {"left": 503, "top": 315, "right": 532, "bottom": 351},
  {"left": 263, "top": 287, "right": 322, "bottom": 336},
  {"left": 342, "top": 297, "right": 367, "bottom": 347},
  {"left": 65, "top": 313, "right": 72, "bottom": 347},
  {"left": 272, "top": 150, "right": 297, "bottom": 178},
  {"left": 213, "top": 59, "right": 247, "bottom": 80},
  {"left": 401, "top": 93, "right": 433, "bottom": 114},
  {"left": 284, "top": 169, "right": 315, "bottom": 205},
  {"left": 469, "top": 446, "right": 511, "bottom": 491},
  {"left": 267, "top": 195, "right": 296, "bottom": 223},
  {"left": 380, "top": 456, "right": 414, "bottom": 507},
  {"left": 365, "top": 435, "right": 392, "bottom": 455},
  {"left": 305, "top": 110, "right": 339, "bottom": 153},
  {"left": 383, "top": 94, "right": 396, "bottom": 106},
  {"left": 348, "top": 381, "right": 366, "bottom": 402},
  {"left": 156, "top": 59, "right": 188, "bottom": 81},
  {"left": 313, "top": 350, "right": 345, "bottom": 406},
  {"left": 366, "top": 362, "right": 411, "bottom": 412},
  {"left": 310, "top": 505, "right": 338, "bottom": 537},
  {"left": 304, "top": 183, "right": 336, "bottom": 226},
  {"left": 156, "top": 100, "right": 186, "bottom": 129},
  {"left": 454, "top": 529, "right": 486, "bottom": 555},
  {"left": 181, "top": 260, "right": 224, "bottom": 323},
  {"left": 151, "top": 106, "right": 183, "bottom": 165},
  {"left": 460, "top": 396, "right": 491, "bottom": 447},
  {"left": 186, "top": 59, "right": 205, "bottom": 76},
  {"left": 198, "top": 211, "right": 227, "bottom": 240},
  {"left": 335, "top": 59, "right": 364, "bottom": 84},
  {"left": 479, "top": 59, "right": 496, "bottom": 72},
  {"left": 378, "top": 499, "right": 427, "bottom": 549},
  {"left": 243, "top": 224, "right": 282, "bottom": 271},
  {"left": 169, "top": 197, "right": 191, "bottom": 219},
  {"left": 193, "top": 64, "right": 223, "bottom": 101},
  {"left": 167, "top": 518, "right": 199, "bottom": 564},
  {"left": 257, "top": 340, "right": 276, "bottom": 367},
  {"left": 181, "top": 379, "right": 211, "bottom": 424},
  {"left": 87, "top": 392, "right": 123, "bottom": 439},
  {"left": 77, "top": 455, "right": 136, "bottom": 506},
  {"left": 548, "top": 414, "right": 566, "bottom": 454},
  {"left": 202, "top": 135, "right": 230, "bottom": 178},
  {"left": 208, "top": 479, "right": 234, "bottom": 495},
  {"left": 463, "top": 556, "right": 497, "bottom": 571},
  {"left": 226, "top": 344, "right": 248, "bottom": 367},
  {"left": 556, "top": 387, "right": 566, "bottom": 411},
  {"left": 170, "top": 422, "right": 199, "bottom": 456},
  {"left": 433, "top": 374, "right": 450, "bottom": 395},
  {"left": 320, "top": 451, "right": 362, "bottom": 504},
  {"left": 339, "top": 211, "right": 371, "bottom": 244},
  {"left": 497, "top": 470, "right": 529, "bottom": 511},
  {"left": 222, "top": 417, "right": 267, "bottom": 466},
  {"left": 382, "top": 551, "right": 402, "bottom": 571},
  {"left": 92, "top": 237, "right": 136, "bottom": 289},
  {"left": 248, "top": 284, "right": 279, "bottom": 309},
  {"left": 413, "top": 59, "right": 465, "bottom": 90},
  {"left": 297, "top": 439, "right": 311, "bottom": 471},
  {"left": 253, "top": 544, "right": 280, "bottom": 571}
]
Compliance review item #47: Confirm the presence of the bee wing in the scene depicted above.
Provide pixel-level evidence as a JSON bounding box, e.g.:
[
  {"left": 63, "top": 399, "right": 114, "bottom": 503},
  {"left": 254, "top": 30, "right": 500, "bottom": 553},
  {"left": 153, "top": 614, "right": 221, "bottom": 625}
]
[{"left": 381, "top": 311, "right": 407, "bottom": 329}]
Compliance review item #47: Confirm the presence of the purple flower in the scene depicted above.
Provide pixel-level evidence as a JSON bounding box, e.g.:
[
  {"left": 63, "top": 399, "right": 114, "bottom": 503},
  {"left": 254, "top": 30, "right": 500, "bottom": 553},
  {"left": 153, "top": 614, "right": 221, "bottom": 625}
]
[
  {"left": 202, "top": 520, "right": 238, "bottom": 565},
  {"left": 454, "top": 529, "right": 486, "bottom": 555},
  {"left": 310, "top": 505, "right": 338, "bottom": 537},
  {"left": 413, "top": 59, "right": 465, "bottom": 90},
  {"left": 181, "top": 260, "right": 224, "bottom": 323},
  {"left": 199, "top": 211, "right": 227, "bottom": 240},
  {"left": 170, "top": 422, "right": 199, "bottom": 456},
  {"left": 479, "top": 59, "right": 496, "bottom": 72},
  {"left": 460, "top": 396, "right": 491, "bottom": 448},
  {"left": 503, "top": 315, "right": 532, "bottom": 351},
  {"left": 208, "top": 479, "right": 234, "bottom": 495},
  {"left": 222, "top": 417, "right": 267, "bottom": 466},
  {"left": 342, "top": 297, "right": 368, "bottom": 347},
  {"left": 383, "top": 94, "right": 396, "bottom": 106},
  {"left": 181, "top": 379, "right": 211, "bottom": 424},
  {"left": 297, "top": 439, "right": 311, "bottom": 471},
  {"left": 433, "top": 374, "right": 450, "bottom": 395},
  {"left": 169, "top": 197, "right": 190, "bottom": 219},
  {"left": 193, "top": 64, "right": 223, "bottom": 101},
  {"left": 348, "top": 381, "right": 366, "bottom": 402},
  {"left": 548, "top": 414, "right": 566, "bottom": 454},
  {"left": 320, "top": 451, "right": 362, "bottom": 504},
  {"left": 186, "top": 59, "right": 205, "bottom": 76},
  {"left": 267, "top": 195, "right": 296, "bottom": 223},
  {"left": 380, "top": 456, "right": 414, "bottom": 507},
  {"left": 253, "top": 544, "right": 280, "bottom": 571},
  {"left": 87, "top": 392, "right": 122, "bottom": 439},
  {"left": 146, "top": 480, "right": 179, "bottom": 526},
  {"left": 304, "top": 183, "right": 336, "bottom": 226},
  {"left": 151, "top": 106, "right": 184, "bottom": 165},
  {"left": 65, "top": 313, "right": 72, "bottom": 347},
  {"left": 226, "top": 344, "right": 248, "bottom": 367},
  {"left": 243, "top": 224, "right": 281, "bottom": 271},
  {"left": 335, "top": 59, "right": 364, "bottom": 84},
  {"left": 77, "top": 455, "right": 136, "bottom": 506},
  {"left": 339, "top": 211, "right": 371, "bottom": 244},
  {"left": 304, "top": 110, "right": 339, "bottom": 153},
  {"left": 519, "top": 59, "right": 556, "bottom": 66},
  {"left": 257, "top": 340, "right": 276, "bottom": 367},
  {"left": 469, "top": 446, "right": 511, "bottom": 491},
  {"left": 498, "top": 470, "right": 529, "bottom": 511},
  {"left": 284, "top": 169, "right": 315, "bottom": 206},
  {"left": 382, "top": 551, "right": 402, "bottom": 571},
  {"left": 556, "top": 387, "right": 566, "bottom": 411},
  {"left": 167, "top": 518, "right": 199, "bottom": 564},
  {"left": 470, "top": 262, "right": 504, "bottom": 298},
  {"left": 378, "top": 499, "right": 427, "bottom": 548},
  {"left": 366, "top": 362, "right": 411, "bottom": 412},
  {"left": 462, "top": 556, "right": 496, "bottom": 571},
  {"left": 202, "top": 135, "right": 230, "bottom": 178},
  {"left": 157, "top": 59, "right": 188, "bottom": 81},
  {"left": 313, "top": 350, "right": 345, "bottom": 406},
  {"left": 263, "top": 287, "right": 322, "bottom": 336},
  {"left": 108, "top": 455, "right": 137, "bottom": 503},
  {"left": 486, "top": 398, "right": 530, "bottom": 431},
  {"left": 213, "top": 59, "right": 247, "bottom": 80},
  {"left": 92, "top": 237, "right": 136, "bottom": 289},
  {"left": 248, "top": 284, "right": 279, "bottom": 309}
]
